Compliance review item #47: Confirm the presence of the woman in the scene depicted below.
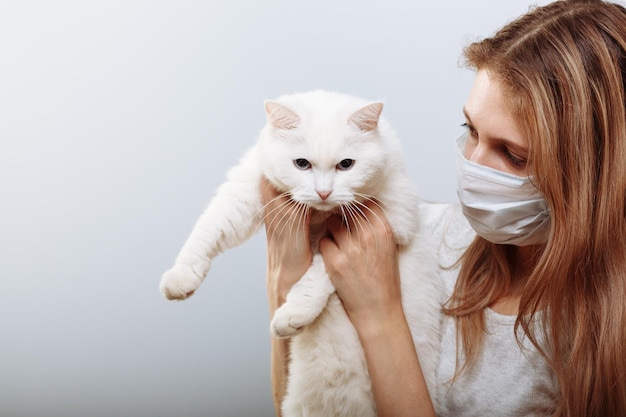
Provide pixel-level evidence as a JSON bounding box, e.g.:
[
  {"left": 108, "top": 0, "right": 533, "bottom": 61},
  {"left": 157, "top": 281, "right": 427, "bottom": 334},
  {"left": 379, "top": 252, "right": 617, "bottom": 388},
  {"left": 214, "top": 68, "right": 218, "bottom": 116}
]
[{"left": 264, "top": 0, "right": 626, "bottom": 415}]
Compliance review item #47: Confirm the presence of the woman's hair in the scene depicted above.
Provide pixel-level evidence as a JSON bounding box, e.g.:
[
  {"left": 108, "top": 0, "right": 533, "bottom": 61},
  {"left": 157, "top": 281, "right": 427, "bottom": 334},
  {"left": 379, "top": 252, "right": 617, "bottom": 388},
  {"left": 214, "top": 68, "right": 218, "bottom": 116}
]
[{"left": 444, "top": 0, "right": 626, "bottom": 415}]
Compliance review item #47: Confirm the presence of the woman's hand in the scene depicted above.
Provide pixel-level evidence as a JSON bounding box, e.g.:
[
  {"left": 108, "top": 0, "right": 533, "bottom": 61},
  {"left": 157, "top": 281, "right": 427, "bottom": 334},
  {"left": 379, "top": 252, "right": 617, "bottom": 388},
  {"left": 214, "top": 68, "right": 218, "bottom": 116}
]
[
  {"left": 319, "top": 200, "right": 436, "bottom": 417},
  {"left": 319, "top": 200, "right": 403, "bottom": 332},
  {"left": 261, "top": 177, "right": 312, "bottom": 417},
  {"left": 261, "top": 177, "right": 312, "bottom": 307}
]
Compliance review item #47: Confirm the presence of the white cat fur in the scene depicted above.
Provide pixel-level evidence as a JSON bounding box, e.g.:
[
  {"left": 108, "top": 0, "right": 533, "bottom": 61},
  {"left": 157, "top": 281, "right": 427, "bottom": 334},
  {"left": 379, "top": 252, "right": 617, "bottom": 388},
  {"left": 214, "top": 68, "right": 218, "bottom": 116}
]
[{"left": 160, "top": 90, "right": 444, "bottom": 417}]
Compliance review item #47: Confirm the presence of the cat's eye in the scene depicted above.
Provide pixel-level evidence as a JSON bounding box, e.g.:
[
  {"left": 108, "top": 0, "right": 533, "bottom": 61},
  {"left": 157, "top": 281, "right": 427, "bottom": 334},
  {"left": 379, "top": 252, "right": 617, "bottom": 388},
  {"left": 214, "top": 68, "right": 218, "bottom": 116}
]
[
  {"left": 293, "top": 158, "right": 311, "bottom": 170},
  {"left": 336, "top": 159, "right": 354, "bottom": 171}
]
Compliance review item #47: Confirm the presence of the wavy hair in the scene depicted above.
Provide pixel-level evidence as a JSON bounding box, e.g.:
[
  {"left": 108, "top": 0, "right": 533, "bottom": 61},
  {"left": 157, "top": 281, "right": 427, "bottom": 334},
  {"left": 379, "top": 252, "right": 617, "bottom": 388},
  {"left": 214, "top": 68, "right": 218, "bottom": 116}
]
[{"left": 444, "top": 1, "right": 626, "bottom": 415}]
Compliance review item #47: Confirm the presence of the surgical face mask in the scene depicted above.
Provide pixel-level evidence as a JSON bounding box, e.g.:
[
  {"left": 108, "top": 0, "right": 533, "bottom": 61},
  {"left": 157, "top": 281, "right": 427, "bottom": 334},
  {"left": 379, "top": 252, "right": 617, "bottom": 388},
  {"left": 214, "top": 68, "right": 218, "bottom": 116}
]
[{"left": 455, "top": 133, "right": 550, "bottom": 246}]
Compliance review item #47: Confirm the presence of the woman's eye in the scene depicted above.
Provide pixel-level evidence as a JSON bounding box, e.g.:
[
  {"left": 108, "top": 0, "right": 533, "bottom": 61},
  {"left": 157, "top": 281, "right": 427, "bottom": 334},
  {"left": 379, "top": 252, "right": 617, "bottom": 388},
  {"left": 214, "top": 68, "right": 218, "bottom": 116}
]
[
  {"left": 461, "top": 122, "right": 478, "bottom": 136},
  {"left": 502, "top": 147, "right": 527, "bottom": 168},
  {"left": 336, "top": 159, "right": 354, "bottom": 171},
  {"left": 293, "top": 158, "right": 311, "bottom": 170}
]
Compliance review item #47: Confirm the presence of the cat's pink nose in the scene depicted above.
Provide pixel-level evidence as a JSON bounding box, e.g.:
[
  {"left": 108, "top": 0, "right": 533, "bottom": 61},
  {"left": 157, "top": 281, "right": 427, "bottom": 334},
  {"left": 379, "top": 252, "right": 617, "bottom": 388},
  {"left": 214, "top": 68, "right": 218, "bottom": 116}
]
[{"left": 317, "top": 190, "right": 332, "bottom": 200}]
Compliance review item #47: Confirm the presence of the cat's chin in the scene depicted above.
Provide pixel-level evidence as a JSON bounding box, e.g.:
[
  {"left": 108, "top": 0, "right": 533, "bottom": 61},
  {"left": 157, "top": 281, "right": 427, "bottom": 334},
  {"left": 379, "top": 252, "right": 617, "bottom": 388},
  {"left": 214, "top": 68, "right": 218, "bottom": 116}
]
[
  {"left": 310, "top": 202, "right": 336, "bottom": 212},
  {"left": 309, "top": 207, "right": 334, "bottom": 225}
]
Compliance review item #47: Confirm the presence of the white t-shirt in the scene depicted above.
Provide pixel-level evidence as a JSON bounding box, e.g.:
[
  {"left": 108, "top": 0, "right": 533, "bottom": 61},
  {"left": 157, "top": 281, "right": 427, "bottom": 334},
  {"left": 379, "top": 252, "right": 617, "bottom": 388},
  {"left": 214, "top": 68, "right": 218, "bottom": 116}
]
[{"left": 418, "top": 202, "right": 560, "bottom": 416}]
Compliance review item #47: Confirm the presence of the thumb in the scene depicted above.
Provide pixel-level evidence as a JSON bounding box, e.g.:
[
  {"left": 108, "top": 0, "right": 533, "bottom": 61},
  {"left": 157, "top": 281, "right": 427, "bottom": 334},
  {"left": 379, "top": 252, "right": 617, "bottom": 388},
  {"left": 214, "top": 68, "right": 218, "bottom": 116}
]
[{"left": 319, "top": 234, "right": 338, "bottom": 256}]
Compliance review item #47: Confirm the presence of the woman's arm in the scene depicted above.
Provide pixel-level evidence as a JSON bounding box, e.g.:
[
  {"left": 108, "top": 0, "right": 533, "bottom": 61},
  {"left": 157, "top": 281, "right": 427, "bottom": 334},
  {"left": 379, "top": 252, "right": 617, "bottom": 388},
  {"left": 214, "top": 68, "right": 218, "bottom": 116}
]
[
  {"left": 261, "top": 179, "right": 312, "bottom": 416},
  {"left": 319, "top": 202, "right": 436, "bottom": 417},
  {"left": 267, "top": 297, "right": 289, "bottom": 417}
]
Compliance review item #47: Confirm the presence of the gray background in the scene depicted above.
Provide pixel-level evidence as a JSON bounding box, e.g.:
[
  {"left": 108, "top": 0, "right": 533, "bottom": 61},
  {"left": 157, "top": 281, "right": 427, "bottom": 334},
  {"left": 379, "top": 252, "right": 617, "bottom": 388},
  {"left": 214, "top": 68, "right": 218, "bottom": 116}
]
[{"left": 1, "top": 1, "right": 549, "bottom": 416}]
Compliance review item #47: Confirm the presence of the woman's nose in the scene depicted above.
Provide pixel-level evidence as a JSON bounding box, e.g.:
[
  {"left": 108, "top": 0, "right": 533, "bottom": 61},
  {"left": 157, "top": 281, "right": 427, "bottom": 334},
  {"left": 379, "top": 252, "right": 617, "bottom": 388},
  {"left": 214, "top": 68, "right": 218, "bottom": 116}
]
[{"left": 465, "top": 142, "right": 492, "bottom": 169}]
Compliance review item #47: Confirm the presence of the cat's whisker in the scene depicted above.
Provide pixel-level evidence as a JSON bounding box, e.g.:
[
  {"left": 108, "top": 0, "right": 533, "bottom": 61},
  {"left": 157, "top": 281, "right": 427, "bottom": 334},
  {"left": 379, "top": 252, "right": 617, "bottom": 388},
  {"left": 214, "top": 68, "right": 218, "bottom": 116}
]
[
  {"left": 338, "top": 203, "right": 369, "bottom": 267},
  {"left": 350, "top": 203, "right": 377, "bottom": 270},
  {"left": 352, "top": 200, "right": 389, "bottom": 270},
  {"left": 339, "top": 205, "right": 353, "bottom": 238},
  {"left": 264, "top": 198, "right": 292, "bottom": 235},
  {"left": 299, "top": 203, "right": 310, "bottom": 234},
  {"left": 263, "top": 196, "right": 298, "bottom": 244},
  {"left": 274, "top": 201, "right": 303, "bottom": 244},
  {"left": 339, "top": 204, "right": 361, "bottom": 263},
  {"left": 259, "top": 192, "right": 292, "bottom": 226},
  {"left": 285, "top": 201, "right": 309, "bottom": 248},
  {"left": 354, "top": 197, "right": 397, "bottom": 245},
  {"left": 354, "top": 193, "right": 393, "bottom": 223},
  {"left": 259, "top": 196, "right": 289, "bottom": 231}
]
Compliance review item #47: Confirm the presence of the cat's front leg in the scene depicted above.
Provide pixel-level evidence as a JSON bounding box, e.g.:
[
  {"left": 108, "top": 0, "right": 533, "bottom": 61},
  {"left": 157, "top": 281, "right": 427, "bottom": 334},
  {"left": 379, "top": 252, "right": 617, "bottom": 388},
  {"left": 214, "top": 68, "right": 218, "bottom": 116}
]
[
  {"left": 160, "top": 146, "right": 263, "bottom": 300},
  {"left": 160, "top": 255, "right": 211, "bottom": 300},
  {"left": 270, "top": 253, "right": 335, "bottom": 338}
]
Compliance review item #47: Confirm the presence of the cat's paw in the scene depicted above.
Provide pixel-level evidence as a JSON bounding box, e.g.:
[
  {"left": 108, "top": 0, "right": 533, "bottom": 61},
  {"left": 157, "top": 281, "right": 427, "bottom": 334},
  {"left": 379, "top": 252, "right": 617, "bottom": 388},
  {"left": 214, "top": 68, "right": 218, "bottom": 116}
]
[
  {"left": 270, "top": 304, "right": 317, "bottom": 338},
  {"left": 160, "top": 263, "right": 205, "bottom": 300}
]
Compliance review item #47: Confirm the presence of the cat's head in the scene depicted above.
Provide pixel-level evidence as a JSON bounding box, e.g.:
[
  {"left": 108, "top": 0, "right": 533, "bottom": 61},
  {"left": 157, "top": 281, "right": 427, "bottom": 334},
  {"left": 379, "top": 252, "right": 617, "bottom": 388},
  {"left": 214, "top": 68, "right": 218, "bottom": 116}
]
[{"left": 259, "top": 90, "right": 402, "bottom": 213}]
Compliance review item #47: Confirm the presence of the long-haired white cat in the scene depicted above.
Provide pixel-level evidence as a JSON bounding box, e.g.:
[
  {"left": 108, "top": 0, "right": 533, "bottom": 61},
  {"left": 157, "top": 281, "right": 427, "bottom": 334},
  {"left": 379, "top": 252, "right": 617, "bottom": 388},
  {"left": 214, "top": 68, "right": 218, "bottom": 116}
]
[{"left": 160, "top": 90, "right": 443, "bottom": 417}]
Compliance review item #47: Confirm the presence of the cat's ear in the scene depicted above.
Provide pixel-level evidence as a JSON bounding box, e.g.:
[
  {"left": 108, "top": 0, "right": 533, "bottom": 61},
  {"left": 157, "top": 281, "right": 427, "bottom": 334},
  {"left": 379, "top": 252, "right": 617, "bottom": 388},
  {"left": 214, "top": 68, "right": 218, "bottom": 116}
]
[
  {"left": 348, "top": 102, "right": 383, "bottom": 132},
  {"left": 265, "top": 101, "right": 301, "bottom": 130}
]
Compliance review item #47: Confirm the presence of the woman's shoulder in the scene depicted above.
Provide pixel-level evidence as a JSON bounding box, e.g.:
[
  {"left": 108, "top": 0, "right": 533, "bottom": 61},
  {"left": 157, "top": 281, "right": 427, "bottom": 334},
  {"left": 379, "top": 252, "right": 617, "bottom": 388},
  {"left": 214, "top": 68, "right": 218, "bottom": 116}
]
[
  {"left": 417, "top": 201, "right": 475, "bottom": 294},
  {"left": 417, "top": 200, "right": 474, "bottom": 244}
]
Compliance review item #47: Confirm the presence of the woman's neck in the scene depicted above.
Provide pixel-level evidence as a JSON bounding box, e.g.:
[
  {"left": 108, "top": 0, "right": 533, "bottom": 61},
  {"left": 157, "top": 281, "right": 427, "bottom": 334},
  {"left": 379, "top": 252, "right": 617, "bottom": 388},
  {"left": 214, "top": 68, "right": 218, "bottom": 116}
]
[{"left": 489, "top": 244, "right": 541, "bottom": 316}]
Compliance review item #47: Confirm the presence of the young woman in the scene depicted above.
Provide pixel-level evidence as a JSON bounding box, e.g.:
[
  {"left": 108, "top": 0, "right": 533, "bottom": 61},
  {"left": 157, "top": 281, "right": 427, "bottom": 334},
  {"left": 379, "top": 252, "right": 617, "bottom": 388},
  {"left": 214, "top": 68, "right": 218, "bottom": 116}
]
[{"left": 264, "top": 0, "right": 626, "bottom": 415}]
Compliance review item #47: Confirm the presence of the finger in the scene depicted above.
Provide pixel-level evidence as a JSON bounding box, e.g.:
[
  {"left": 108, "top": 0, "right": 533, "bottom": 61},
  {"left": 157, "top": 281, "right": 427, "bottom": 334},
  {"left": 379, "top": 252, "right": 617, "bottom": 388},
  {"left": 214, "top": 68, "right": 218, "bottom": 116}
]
[
  {"left": 325, "top": 214, "right": 348, "bottom": 247},
  {"left": 319, "top": 235, "right": 342, "bottom": 282},
  {"left": 319, "top": 235, "right": 338, "bottom": 257},
  {"left": 361, "top": 199, "right": 385, "bottom": 225},
  {"left": 360, "top": 199, "right": 394, "bottom": 238}
]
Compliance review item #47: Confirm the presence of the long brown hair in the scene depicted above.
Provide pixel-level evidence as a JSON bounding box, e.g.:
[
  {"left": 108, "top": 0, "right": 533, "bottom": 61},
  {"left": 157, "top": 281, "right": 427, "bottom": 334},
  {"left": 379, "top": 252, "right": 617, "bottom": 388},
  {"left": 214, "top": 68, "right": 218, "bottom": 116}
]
[{"left": 444, "top": 1, "right": 626, "bottom": 415}]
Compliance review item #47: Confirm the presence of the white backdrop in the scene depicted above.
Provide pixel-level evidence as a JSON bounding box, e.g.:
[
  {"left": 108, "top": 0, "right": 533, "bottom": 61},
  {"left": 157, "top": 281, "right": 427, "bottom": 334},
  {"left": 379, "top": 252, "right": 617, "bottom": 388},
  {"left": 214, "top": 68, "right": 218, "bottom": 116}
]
[{"left": 0, "top": 1, "right": 550, "bottom": 416}]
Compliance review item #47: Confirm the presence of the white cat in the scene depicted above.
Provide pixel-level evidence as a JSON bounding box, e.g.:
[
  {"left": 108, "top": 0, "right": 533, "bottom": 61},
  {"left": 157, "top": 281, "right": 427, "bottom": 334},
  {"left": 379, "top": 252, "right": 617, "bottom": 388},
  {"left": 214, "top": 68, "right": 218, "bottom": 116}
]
[{"left": 160, "top": 90, "right": 444, "bottom": 417}]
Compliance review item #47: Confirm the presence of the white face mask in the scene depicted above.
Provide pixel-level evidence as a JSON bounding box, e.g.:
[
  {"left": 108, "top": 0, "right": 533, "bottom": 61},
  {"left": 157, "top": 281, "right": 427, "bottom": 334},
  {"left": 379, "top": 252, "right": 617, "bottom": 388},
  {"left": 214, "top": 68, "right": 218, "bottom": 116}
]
[{"left": 455, "top": 134, "right": 550, "bottom": 246}]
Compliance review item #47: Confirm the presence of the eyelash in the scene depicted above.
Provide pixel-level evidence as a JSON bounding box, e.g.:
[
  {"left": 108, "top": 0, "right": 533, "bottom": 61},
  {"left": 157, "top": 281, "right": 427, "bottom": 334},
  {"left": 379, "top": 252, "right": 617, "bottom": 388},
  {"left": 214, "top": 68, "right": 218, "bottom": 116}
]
[
  {"left": 460, "top": 122, "right": 526, "bottom": 168},
  {"left": 461, "top": 122, "right": 477, "bottom": 136},
  {"left": 501, "top": 147, "right": 526, "bottom": 167}
]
